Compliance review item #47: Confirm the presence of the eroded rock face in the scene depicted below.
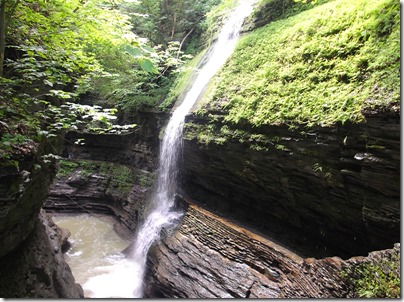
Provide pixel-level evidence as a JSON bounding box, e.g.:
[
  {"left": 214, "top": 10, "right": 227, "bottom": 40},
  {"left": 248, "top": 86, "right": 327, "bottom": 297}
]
[
  {"left": 0, "top": 210, "right": 83, "bottom": 298},
  {"left": 181, "top": 109, "right": 400, "bottom": 258},
  {"left": 45, "top": 111, "right": 166, "bottom": 236},
  {"left": 44, "top": 160, "right": 154, "bottom": 237},
  {"left": 144, "top": 201, "right": 399, "bottom": 298},
  {"left": 0, "top": 138, "right": 84, "bottom": 298},
  {"left": 0, "top": 154, "right": 54, "bottom": 258}
]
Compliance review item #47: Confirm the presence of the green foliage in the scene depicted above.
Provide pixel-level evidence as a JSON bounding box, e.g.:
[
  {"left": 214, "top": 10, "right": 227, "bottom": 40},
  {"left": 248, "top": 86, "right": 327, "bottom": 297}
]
[
  {"left": 0, "top": 92, "right": 135, "bottom": 159},
  {"left": 96, "top": 41, "right": 193, "bottom": 111},
  {"left": 0, "top": 0, "right": 156, "bottom": 159},
  {"left": 104, "top": 0, "right": 227, "bottom": 112},
  {"left": 198, "top": 0, "right": 400, "bottom": 128},
  {"left": 7, "top": 0, "right": 156, "bottom": 89},
  {"left": 137, "top": 170, "right": 155, "bottom": 187},
  {"left": 342, "top": 254, "right": 400, "bottom": 298},
  {"left": 57, "top": 159, "right": 154, "bottom": 191},
  {"left": 57, "top": 103, "right": 137, "bottom": 135},
  {"left": 0, "top": 81, "right": 42, "bottom": 159},
  {"left": 121, "top": 0, "right": 222, "bottom": 53}
]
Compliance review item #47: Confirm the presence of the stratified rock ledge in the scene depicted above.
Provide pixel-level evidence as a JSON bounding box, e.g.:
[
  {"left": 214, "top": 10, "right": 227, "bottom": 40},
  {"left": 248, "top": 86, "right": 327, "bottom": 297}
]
[{"left": 144, "top": 200, "right": 399, "bottom": 298}]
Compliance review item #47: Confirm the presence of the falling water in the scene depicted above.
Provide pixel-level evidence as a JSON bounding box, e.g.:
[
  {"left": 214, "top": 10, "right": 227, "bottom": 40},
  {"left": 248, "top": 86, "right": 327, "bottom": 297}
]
[{"left": 81, "top": 0, "right": 254, "bottom": 298}]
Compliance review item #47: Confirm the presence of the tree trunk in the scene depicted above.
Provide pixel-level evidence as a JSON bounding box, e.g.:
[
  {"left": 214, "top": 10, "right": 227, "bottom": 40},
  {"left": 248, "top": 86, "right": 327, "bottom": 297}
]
[
  {"left": 0, "top": 0, "right": 20, "bottom": 77},
  {"left": 170, "top": 12, "right": 176, "bottom": 39},
  {"left": 0, "top": 0, "right": 6, "bottom": 77}
]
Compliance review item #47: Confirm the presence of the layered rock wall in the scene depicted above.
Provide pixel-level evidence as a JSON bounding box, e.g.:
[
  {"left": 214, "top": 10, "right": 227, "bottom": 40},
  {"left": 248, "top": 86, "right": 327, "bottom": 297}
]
[
  {"left": 181, "top": 109, "right": 400, "bottom": 258},
  {"left": 0, "top": 157, "right": 52, "bottom": 258},
  {"left": 63, "top": 111, "right": 168, "bottom": 170},
  {"left": 44, "top": 160, "right": 154, "bottom": 237},
  {"left": 144, "top": 200, "right": 399, "bottom": 298},
  {"left": 44, "top": 111, "right": 167, "bottom": 236}
]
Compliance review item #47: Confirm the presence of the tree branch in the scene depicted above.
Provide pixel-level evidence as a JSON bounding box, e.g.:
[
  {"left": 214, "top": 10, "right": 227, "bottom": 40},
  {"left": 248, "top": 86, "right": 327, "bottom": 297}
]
[{"left": 177, "top": 27, "right": 194, "bottom": 59}]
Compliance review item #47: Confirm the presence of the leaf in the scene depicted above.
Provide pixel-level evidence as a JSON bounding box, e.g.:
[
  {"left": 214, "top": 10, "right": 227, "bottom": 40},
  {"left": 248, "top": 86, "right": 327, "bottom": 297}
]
[
  {"left": 48, "top": 90, "right": 72, "bottom": 99},
  {"left": 140, "top": 58, "right": 159, "bottom": 74},
  {"left": 43, "top": 79, "right": 53, "bottom": 87},
  {"left": 140, "top": 45, "right": 156, "bottom": 54},
  {"left": 123, "top": 45, "right": 143, "bottom": 58}
]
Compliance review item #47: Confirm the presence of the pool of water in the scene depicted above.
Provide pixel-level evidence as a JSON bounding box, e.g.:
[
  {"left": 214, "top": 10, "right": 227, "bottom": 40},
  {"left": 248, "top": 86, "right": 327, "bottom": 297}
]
[{"left": 52, "top": 214, "right": 142, "bottom": 298}]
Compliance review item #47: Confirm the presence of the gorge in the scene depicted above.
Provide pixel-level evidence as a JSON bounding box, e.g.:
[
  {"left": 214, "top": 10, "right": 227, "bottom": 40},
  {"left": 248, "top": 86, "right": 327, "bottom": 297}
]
[{"left": 0, "top": 0, "right": 400, "bottom": 299}]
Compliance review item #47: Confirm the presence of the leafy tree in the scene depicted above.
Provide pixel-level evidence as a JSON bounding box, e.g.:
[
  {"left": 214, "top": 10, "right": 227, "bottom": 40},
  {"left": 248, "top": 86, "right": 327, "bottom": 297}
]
[
  {"left": 0, "top": 0, "right": 159, "bottom": 160},
  {"left": 0, "top": 0, "right": 235, "bottom": 160},
  {"left": 121, "top": 0, "right": 221, "bottom": 53}
]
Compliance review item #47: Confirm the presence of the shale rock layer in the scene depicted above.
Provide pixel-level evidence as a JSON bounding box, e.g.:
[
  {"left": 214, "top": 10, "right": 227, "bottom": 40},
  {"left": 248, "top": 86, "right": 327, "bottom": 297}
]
[
  {"left": 181, "top": 109, "right": 400, "bottom": 258},
  {"left": 145, "top": 201, "right": 400, "bottom": 298}
]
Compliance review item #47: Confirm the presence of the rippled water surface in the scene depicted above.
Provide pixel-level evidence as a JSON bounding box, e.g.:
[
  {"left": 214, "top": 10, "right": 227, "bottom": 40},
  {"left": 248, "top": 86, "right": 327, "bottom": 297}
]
[{"left": 52, "top": 214, "right": 134, "bottom": 298}]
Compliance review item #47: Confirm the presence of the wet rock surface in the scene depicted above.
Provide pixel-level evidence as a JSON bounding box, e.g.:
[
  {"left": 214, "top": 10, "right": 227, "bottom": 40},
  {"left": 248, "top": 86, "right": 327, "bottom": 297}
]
[
  {"left": 181, "top": 109, "right": 400, "bottom": 258},
  {"left": 0, "top": 138, "right": 84, "bottom": 298},
  {"left": 0, "top": 210, "right": 83, "bottom": 298},
  {"left": 144, "top": 201, "right": 399, "bottom": 298}
]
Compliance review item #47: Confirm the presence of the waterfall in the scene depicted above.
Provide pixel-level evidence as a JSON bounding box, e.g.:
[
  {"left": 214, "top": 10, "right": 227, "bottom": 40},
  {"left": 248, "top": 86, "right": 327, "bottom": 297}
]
[
  {"left": 82, "top": 0, "right": 254, "bottom": 298},
  {"left": 131, "top": 0, "right": 254, "bottom": 297}
]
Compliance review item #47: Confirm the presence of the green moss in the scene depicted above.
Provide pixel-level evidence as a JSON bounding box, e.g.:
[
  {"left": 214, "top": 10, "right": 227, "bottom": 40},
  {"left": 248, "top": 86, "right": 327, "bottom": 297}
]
[
  {"left": 0, "top": 160, "right": 19, "bottom": 170},
  {"left": 342, "top": 253, "right": 400, "bottom": 298},
  {"left": 56, "top": 159, "right": 154, "bottom": 192},
  {"left": 99, "top": 162, "right": 136, "bottom": 193},
  {"left": 184, "top": 120, "right": 283, "bottom": 150},
  {"left": 247, "top": 0, "right": 330, "bottom": 30},
  {"left": 197, "top": 0, "right": 399, "bottom": 128},
  {"left": 137, "top": 170, "right": 155, "bottom": 187},
  {"left": 57, "top": 160, "right": 80, "bottom": 177}
]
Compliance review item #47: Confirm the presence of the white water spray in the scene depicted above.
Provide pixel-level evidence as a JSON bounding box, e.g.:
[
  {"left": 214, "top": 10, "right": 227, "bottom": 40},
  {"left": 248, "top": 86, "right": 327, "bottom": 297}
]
[{"left": 83, "top": 1, "right": 254, "bottom": 297}]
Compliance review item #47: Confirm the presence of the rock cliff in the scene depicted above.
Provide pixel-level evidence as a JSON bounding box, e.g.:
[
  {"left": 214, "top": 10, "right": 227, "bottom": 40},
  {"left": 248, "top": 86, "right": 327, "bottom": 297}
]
[
  {"left": 44, "top": 159, "right": 154, "bottom": 237},
  {"left": 44, "top": 111, "right": 167, "bottom": 237},
  {"left": 63, "top": 111, "right": 167, "bottom": 170},
  {"left": 0, "top": 138, "right": 83, "bottom": 298},
  {"left": 181, "top": 108, "right": 400, "bottom": 258},
  {"left": 0, "top": 211, "right": 83, "bottom": 298}
]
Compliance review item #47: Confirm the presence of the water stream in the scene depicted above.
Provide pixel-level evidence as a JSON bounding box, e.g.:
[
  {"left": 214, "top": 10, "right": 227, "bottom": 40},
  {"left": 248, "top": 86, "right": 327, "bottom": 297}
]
[
  {"left": 51, "top": 214, "right": 132, "bottom": 298},
  {"left": 56, "top": 1, "right": 254, "bottom": 298}
]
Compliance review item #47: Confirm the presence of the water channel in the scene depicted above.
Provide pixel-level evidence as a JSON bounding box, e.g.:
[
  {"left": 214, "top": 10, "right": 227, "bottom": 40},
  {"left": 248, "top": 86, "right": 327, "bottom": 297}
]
[{"left": 52, "top": 214, "right": 132, "bottom": 298}]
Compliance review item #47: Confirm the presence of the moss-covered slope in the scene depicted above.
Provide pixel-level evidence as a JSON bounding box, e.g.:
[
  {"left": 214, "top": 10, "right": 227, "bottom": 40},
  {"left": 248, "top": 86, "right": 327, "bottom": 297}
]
[{"left": 195, "top": 0, "right": 399, "bottom": 128}]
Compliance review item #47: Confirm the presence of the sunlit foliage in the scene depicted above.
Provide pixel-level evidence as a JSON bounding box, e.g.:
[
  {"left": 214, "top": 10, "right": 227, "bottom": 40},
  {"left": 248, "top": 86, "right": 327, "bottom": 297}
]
[{"left": 198, "top": 0, "right": 399, "bottom": 128}]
